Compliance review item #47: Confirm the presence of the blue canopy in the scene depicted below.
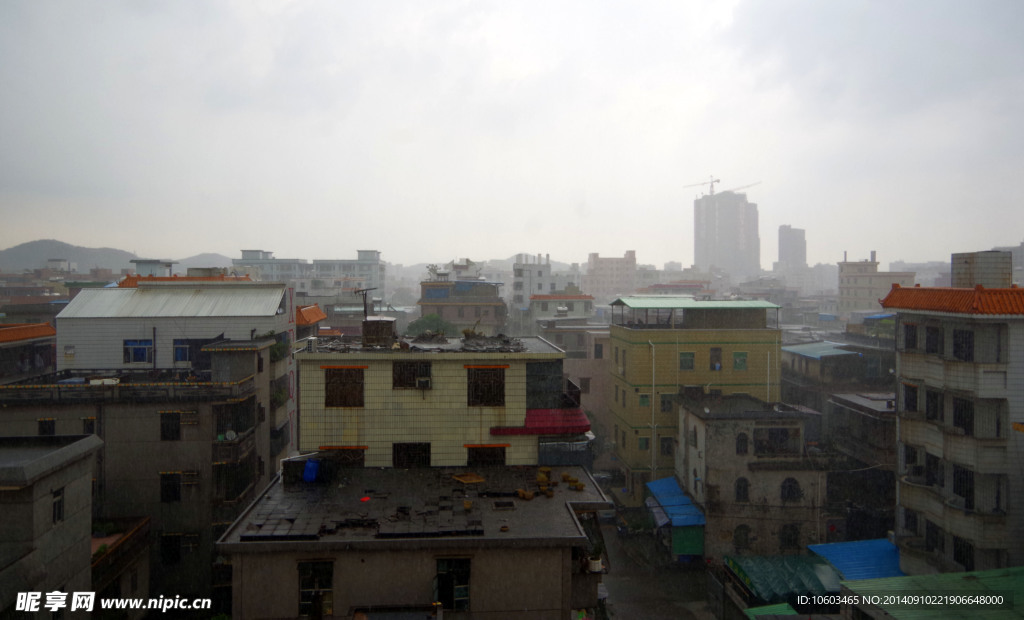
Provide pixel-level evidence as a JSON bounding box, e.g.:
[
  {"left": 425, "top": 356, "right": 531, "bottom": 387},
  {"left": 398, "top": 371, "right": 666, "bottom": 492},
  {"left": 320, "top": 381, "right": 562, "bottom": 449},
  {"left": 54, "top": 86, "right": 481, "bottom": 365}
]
[
  {"left": 645, "top": 477, "right": 706, "bottom": 527},
  {"left": 808, "top": 538, "right": 904, "bottom": 581}
]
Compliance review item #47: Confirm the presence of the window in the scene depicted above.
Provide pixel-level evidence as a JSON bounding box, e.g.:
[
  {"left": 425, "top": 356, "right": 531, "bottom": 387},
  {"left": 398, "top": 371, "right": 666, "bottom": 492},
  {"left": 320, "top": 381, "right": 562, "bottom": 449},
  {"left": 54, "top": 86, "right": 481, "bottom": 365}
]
[
  {"left": 594, "top": 343, "right": 603, "bottom": 359},
  {"left": 82, "top": 418, "right": 96, "bottom": 434},
  {"left": 458, "top": 307, "right": 465, "bottom": 318},
  {"left": 639, "top": 394, "right": 650, "bottom": 407},
  {"left": 925, "top": 520, "right": 943, "bottom": 553},
  {"left": 780, "top": 524, "right": 800, "bottom": 550},
  {"left": 733, "top": 352, "right": 747, "bottom": 371},
  {"left": 904, "top": 508, "right": 918, "bottom": 534},
  {"left": 780, "top": 478, "right": 802, "bottom": 502},
  {"left": 614, "top": 385, "right": 619, "bottom": 401},
  {"left": 161, "top": 533, "right": 182, "bottom": 566},
  {"left": 953, "top": 329, "right": 974, "bottom": 361},
  {"left": 679, "top": 352, "right": 694, "bottom": 370},
  {"left": 925, "top": 390, "right": 943, "bottom": 421},
  {"left": 903, "top": 324, "right": 918, "bottom": 350},
  {"left": 660, "top": 394, "right": 674, "bottom": 413},
  {"left": 160, "top": 411, "right": 181, "bottom": 441},
  {"left": 123, "top": 339, "right": 153, "bottom": 364},
  {"left": 392, "top": 361, "right": 431, "bottom": 389},
  {"left": 733, "top": 525, "right": 751, "bottom": 551},
  {"left": 393, "top": 443, "right": 431, "bottom": 468},
  {"left": 904, "top": 445, "right": 918, "bottom": 468},
  {"left": 736, "top": 433, "right": 748, "bottom": 455},
  {"left": 579, "top": 377, "right": 591, "bottom": 394},
  {"left": 925, "top": 326, "right": 943, "bottom": 354},
  {"left": 735, "top": 477, "right": 749, "bottom": 503},
  {"left": 660, "top": 436, "right": 673, "bottom": 456},
  {"left": 161, "top": 473, "right": 182, "bottom": 503},
  {"left": 951, "top": 465, "right": 975, "bottom": 510},
  {"left": 614, "top": 347, "right": 618, "bottom": 363},
  {"left": 52, "top": 488, "right": 64, "bottom": 524},
  {"left": 38, "top": 418, "right": 55, "bottom": 436},
  {"left": 467, "top": 446, "right": 505, "bottom": 467},
  {"left": 638, "top": 437, "right": 650, "bottom": 451},
  {"left": 953, "top": 536, "right": 975, "bottom": 571},
  {"left": 467, "top": 368, "right": 505, "bottom": 407},
  {"left": 952, "top": 397, "right": 974, "bottom": 436},
  {"left": 549, "top": 283, "right": 556, "bottom": 291},
  {"left": 436, "top": 558, "right": 470, "bottom": 611},
  {"left": 903, "top": 384, "right": 918, "bottom": 413},
  {"left": 298, "top": 561, "right": 334, "bottom": 618},
  {"left": 689, "top": 427, "right": 697, "bottom": 447},
  {"left": 926, "top": 453, "right": 943, "bottom": 487},
  {"left": 513, "top": 281, "right": 523, "bottom": 291},
  {"left": 710, "top": 347, "right": 722, "bottom": 371},
  {"left": 541, "top": 302, "right": 548, "bottom": 311},
  {"left": 173, "top": 339, "right": 191, "bottom": 363},
  {"left": 325, "top": 368, "right": 364, "bottom": 407},
  {"left": 474, "top": 306, "right": 481, "bottom": 318},
  {"left": 567, "top": 302, "right": 574, "bottom": 311}
]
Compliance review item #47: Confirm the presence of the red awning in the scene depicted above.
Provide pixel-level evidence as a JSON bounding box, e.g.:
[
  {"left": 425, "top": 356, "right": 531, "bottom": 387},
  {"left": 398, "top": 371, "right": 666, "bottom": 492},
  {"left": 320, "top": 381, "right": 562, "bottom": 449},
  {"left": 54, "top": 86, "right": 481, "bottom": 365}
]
[{"left": 490, "top": 408, "right": 590, "bottom": 436}]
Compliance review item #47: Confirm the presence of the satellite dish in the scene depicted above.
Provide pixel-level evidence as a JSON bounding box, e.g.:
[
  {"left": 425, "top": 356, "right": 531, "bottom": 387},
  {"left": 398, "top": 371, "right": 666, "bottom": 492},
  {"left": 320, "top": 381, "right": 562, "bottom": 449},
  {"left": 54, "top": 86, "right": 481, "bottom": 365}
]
[{"left": 225, "top": 430, "right": 237, "bottom": 441}]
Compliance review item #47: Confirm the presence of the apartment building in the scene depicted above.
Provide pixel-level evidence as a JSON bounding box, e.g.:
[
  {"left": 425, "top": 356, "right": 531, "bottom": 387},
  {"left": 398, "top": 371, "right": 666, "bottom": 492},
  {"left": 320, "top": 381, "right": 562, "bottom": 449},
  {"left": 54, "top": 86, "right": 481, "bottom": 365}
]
[
  {"left": 694, "top": 191, "right": 761, "bottom": 283},
  {"left": 883, "top": 283, "right": 1024, "bottom": 574},
  {"left": 417, "top": 276, "right": 508, "bottom": 337},
  {"left": 217, "top": 327, "right": 611, "bottom": 619},
  {"left": 606, "top": 296, "right": 782, "bottom": 502},
  {"left": 510, "top": 253, "right": 581, "bottom": 308},
  {"left": 0, "top": 435, "right": 102, "bottom": 615},
  {"left": 583, "top": 251, "right": 637, "bottom": 305},
  {"left": 0, "top": 281, "right": 296, "bottom": 604},
  {"left": 838, "top": 251, "right": 915, "bottom": 318},
  {"left": 676, "top": 394, "right": 839, "bottom": 560}
]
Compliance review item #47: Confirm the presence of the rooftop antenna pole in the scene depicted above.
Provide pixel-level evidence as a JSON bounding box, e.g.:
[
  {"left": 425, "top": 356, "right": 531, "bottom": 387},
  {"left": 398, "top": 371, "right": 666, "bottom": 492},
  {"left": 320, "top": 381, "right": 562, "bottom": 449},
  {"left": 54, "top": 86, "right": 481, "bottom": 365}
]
[{"left": 354, "top": 287, "right": 378, "bottom": 320}]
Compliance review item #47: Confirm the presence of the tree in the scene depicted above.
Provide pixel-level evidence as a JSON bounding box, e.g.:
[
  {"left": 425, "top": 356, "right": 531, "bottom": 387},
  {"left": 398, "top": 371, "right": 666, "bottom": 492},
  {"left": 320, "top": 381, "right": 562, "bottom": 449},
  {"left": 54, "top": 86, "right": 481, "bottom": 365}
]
[{"left": 405, "top": 313, "right": 456, "bottom": 337}]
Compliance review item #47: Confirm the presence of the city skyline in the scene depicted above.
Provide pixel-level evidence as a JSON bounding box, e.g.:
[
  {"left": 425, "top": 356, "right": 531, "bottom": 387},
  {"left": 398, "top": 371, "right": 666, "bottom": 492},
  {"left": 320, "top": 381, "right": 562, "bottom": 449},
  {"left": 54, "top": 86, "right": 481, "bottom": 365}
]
[{"left": 2, "top": 2, "right": 1022, "bottom": 269}]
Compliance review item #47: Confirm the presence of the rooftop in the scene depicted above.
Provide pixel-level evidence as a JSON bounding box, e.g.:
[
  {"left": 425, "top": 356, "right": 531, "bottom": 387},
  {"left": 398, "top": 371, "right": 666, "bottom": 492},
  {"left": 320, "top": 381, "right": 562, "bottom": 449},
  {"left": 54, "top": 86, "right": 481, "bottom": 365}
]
[
  {"left": 219, "top": 465, "right": 611, "bottom": 551},
  {"left": 57, "top": 282, "right": 287, "bottom": 319},
  {"left": 842, "top": 566, "right": 1024, "bottom": 619},
  {"left": 310, "top": 335, "right": 561, "bottom": 356},
  {"left": 611, "top": 295, "right": 779, "bottom": 310},
  {"left": 0, "top": 435, "right": 104, "bottom": 488},
  {"left": 0, "top": 323, "right": 56, "bottom": 345},
  {"left": 781, "top": 341, "right": 860, "bottom": 360},
  {"left": 881, "top": 284, "right": 1024, "bottom": 316}
]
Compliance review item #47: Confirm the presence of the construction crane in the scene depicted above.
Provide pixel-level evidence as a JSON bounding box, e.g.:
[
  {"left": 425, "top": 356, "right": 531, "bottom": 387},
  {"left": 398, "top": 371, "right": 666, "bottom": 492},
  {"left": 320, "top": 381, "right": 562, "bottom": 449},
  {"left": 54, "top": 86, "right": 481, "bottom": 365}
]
[
  {"left": 720, "top": 181, "right": 762, "bottom": 193},
  {"left": 683, "top": 175, "right": 720, "bottom": 195}
]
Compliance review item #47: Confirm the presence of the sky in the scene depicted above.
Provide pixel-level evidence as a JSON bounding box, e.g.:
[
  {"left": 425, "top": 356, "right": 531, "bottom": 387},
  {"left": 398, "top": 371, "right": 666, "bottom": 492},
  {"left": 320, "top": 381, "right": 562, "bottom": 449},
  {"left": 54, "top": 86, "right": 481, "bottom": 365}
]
[{"left": 2, "top": 1, "right": 1023, "bottom": 270}]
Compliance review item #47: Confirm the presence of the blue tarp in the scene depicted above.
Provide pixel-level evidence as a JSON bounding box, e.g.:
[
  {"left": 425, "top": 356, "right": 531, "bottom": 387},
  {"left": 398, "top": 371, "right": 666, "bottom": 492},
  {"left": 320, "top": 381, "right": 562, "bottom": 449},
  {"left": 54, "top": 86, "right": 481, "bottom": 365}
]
[
  {"left": 302, "top": 459, "right": 320, "bottom": 482},
  {"left": 808, "top": 538, "right": 904, "bottom": 581},
  {"left": 645, "top": 477, "right": 706, "bottom": 527}
]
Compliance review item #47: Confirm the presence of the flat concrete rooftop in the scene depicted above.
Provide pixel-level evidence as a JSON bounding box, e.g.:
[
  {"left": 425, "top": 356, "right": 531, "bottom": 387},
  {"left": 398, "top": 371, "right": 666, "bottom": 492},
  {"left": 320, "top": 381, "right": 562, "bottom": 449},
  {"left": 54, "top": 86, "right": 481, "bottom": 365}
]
[{"left": 220, "top": 465, "right": 611, "bottom": 551}]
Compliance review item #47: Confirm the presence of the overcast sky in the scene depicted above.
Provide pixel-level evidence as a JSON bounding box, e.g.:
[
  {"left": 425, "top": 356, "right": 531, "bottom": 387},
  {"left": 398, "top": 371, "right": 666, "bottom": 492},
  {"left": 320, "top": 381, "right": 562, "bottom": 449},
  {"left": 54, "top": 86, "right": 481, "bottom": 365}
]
[{"left": 2, "top": 1, "right": 1022, "bottom": 270}]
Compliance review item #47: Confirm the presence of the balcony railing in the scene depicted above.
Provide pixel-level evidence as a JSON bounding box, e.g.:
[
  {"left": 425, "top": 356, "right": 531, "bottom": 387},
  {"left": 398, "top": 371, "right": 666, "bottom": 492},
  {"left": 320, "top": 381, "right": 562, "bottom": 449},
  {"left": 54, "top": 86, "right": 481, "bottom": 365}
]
[
  {"left": 91, "top": 517, "right": 151, "bottom": 594},
  {"left": 0, "top": 371, "right": 256, "bottom": 404},
  {"left": 212, "top": 427, "right": 257, "bottom": 465}
]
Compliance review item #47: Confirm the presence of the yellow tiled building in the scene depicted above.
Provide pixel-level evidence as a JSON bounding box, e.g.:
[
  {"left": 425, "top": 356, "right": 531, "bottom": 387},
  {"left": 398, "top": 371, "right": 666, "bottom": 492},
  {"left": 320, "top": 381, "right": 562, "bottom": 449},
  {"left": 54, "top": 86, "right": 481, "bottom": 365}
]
[
  {"left": 607, "top": 297, "right": 782, "bottom": 500},
  {"left": 297, "top": 336, "right": 590, "bottom": 467}
]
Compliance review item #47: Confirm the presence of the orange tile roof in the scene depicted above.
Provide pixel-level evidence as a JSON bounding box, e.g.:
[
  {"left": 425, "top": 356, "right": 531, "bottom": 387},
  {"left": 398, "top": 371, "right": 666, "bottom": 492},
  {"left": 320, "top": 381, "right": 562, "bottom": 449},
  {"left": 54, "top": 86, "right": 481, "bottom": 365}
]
[
  {"left": 118, "top": 274, "right": 252, "bottom": 288},
  {"left": 880, "top": 284, "right": 1024, "bottom": 315},
  {"left": 0, "top": 323, "right": 56, "bottom": 343},
  {"left": 296, "top": 304, "right": 328, "bottom": 326}
]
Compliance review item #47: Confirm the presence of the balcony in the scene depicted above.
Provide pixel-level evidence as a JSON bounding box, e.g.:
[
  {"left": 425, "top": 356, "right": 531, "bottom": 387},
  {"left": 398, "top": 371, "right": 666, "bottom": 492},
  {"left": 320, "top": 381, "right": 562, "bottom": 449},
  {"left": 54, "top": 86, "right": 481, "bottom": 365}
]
[
  {"left": 943, "top": 432, "right": 1007, "bottom": 475},
  {"left": 91, "top": 517, "right": 151, "bottom": 594},
  {"left": 900, "top": 354, "right": 1008, "bottom": 399},
  {"left": 899, "top": 477, "right": 1007, "bottom": 548},
  {"left": 212, "top": 427, "right": 256, "bottom": 465},
  {"left": 0, "top": 371, "right": 256, "bottom": 404}
]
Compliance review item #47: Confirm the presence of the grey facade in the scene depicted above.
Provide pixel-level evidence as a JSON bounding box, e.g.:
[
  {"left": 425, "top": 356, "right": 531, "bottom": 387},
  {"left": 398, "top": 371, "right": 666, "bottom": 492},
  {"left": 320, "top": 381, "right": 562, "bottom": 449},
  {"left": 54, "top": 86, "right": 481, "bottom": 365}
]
[{"left": 694, "top": 191, "right": 761, "bottom": 283}]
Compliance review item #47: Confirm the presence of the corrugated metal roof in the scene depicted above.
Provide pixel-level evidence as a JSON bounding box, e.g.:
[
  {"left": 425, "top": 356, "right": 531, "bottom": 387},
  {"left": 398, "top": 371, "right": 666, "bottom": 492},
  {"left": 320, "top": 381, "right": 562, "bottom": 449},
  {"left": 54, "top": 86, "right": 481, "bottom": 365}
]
[
  {"left": 57, "top": 285, "right": 286, "bottom": 319},
  {"left": 881, "top": 284, "right": 1024, "bottom": 316},
  {"left": 842, "top": 566, "right": 1024, "bottom": 619},
  {"left": 726, "top": 555, "right": 841, "bottom": 603},
  {"left": 782, "top": 341, "right": 858, "bottom": 360},
  {"left": 808, "top": 538, "right": 903, "bottom": 580},
  {"left": 611, "top": 296, "right": 779, "bottom": 310},
  {"left": 744, "top": 602, "right": 797, "bottom": 619}
]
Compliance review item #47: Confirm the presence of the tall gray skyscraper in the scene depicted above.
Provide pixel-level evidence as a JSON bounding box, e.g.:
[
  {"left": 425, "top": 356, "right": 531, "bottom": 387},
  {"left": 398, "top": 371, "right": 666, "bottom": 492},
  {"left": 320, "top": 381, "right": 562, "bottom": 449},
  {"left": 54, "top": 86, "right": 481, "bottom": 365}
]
[
  {"left": 777, "top": 225, "right": 807, "bottom": 273},
  {"left": 693, "top": 191, "right": 760, "bottom": 281}
]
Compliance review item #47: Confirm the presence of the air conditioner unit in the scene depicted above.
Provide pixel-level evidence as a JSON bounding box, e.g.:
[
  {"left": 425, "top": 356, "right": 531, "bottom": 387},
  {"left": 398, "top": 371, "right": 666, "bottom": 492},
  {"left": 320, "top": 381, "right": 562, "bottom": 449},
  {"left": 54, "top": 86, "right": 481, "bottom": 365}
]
[{"left": 416, "top": 377, "right": 432, "bottom": 390}]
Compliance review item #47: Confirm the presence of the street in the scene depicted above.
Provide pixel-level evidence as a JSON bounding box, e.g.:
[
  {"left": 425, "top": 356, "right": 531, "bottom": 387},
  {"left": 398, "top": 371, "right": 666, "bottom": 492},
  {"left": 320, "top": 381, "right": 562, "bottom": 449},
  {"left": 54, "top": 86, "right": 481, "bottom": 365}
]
[{"left": 599, "top": 523, "right": 715, "bottom": 620}]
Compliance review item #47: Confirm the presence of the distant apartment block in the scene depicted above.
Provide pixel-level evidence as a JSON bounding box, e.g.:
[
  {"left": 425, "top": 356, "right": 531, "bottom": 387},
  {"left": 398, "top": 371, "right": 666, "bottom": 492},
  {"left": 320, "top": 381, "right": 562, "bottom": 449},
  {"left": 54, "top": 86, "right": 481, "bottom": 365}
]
[
  {"left": 232, "top": 250, "right": 310, "bottom": 281},
  {"left": 583, "top": 251, "right": 637, "bottom": 305},
  {"left": 776, "top": 225, "right": 807, "bottom": 273},
  {"left": 838, "top": 251, "right": 915, "bottom": 318},
  {"left": 694, "top": 191, "right": 761, "bottom": 282},
  {"left": 511, "top": 254, "right": 581, "bottom": 308},
  {"left": 418, "top": 274, "right": 507, "bottom": 336},
  {"left": 607, "top": 296, "right": 781, "bottom": 501},
  {"left": 884, "top": 284, "right": 1024, "bottom": 574},
  {"left": 951, "top": 250, "right": 1013, "bottom": 288}
]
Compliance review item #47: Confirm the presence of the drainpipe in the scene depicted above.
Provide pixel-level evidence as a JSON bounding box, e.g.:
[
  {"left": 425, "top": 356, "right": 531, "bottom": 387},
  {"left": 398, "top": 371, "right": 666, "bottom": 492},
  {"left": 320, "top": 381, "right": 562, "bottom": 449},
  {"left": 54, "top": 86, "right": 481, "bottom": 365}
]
[{"left": 649, "top": 341, "right": 656, "bottom": 482}]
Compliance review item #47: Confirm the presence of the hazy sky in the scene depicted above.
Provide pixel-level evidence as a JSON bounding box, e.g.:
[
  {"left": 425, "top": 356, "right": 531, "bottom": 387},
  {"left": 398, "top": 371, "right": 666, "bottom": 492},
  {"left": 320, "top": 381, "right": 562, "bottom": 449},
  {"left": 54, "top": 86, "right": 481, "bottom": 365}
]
[{"left": 2, "top": 1, "right": 1022, "bottom": 270}]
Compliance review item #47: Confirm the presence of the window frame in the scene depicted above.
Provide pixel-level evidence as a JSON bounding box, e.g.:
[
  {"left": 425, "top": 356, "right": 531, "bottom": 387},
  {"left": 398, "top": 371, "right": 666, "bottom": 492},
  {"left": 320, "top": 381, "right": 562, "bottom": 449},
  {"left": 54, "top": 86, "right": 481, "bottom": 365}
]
[
  {"left": 733, "top": 351, "right": 748, "bottom": 371},
  {"left": 392, "top": 361, "right": 432, "bottom": 389},
  {"left": 123, "top": 339, "right": 154, "bottom": 364},
  {"left": 467, "top": 367, "right": 505, "bottom": 407},
  {"left": 679, "top": 352, "right": 694, "bottom": 371},
  {"left": 298, "top": 561, "right": 334, "bottom": 618},
  {"left": 160, "top": 411, "right": 181, "bottom": 441},
  {"left": 325, "top": 367, "right": 365, "bottom": 407}
]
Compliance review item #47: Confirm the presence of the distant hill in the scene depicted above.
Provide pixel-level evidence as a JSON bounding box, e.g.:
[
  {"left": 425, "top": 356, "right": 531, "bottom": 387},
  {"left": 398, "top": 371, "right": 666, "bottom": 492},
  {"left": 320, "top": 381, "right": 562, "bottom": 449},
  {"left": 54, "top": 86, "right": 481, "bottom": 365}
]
[
  {"left": 0, "top": 239, "right": 137, "bottom": 273},
  {"left": 175, "top": 253, "right": 235, "bottom": 273}
]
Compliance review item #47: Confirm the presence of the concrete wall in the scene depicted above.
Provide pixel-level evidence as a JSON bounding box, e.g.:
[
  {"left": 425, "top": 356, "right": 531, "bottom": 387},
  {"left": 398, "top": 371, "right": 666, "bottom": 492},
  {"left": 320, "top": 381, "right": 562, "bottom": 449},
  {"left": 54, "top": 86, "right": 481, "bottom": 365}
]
[{"left": 230, "top": 546, "right": 573, "bottom": 620}]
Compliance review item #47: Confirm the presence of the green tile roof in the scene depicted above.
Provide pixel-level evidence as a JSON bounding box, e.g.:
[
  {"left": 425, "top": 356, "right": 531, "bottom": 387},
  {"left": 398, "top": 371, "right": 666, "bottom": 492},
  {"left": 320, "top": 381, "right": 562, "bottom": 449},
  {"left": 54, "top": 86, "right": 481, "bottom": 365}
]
[
  {"left": 842, "top": 566, "right": 1024, "bottom": 619},
  {"left": 610, "top": 296, "right": 779, "bottom": 310}
]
